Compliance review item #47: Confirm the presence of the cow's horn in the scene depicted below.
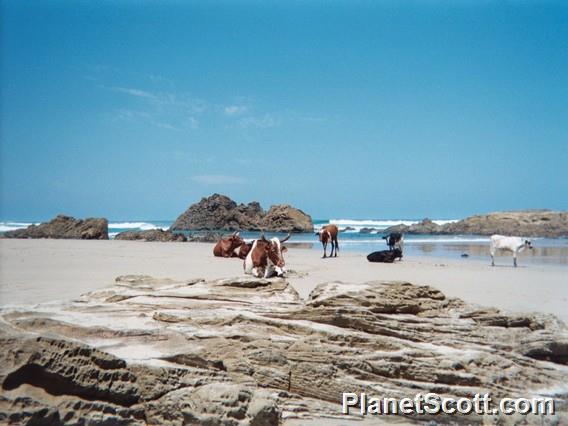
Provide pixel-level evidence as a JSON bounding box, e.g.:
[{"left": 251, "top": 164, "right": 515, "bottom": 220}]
[
  {"left": 280, "top": 233, "right": 291, "bottom": 243},
  {"left": 260, "top": 231, "right": 266, "bottom": 241}
]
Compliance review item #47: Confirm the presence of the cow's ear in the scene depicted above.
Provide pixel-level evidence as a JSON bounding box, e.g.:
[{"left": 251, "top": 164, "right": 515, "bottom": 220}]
[{"left": 281, "top": 246, "right": 288, "bottom": 253}]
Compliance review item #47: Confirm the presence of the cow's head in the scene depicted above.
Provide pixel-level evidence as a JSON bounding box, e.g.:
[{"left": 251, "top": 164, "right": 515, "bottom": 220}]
[
  {"left": 525, "top": 239, "right": 533, "bottom": 249},
  {"left": 226, "top": 231, "right": 244, "bottom": 249},
  {"left": 264, "top": 233, "right": 290, "bottom": 276}
]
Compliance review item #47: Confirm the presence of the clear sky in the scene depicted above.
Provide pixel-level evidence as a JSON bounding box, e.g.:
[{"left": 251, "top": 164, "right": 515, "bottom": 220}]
[{"left": 1, "top": 0, "right": 567, "bottom": 221}]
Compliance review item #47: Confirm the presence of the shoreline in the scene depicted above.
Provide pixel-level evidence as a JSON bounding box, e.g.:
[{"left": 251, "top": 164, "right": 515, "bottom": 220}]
[{"left": 1, "top": 239, "right": 567, "bottom": 324}]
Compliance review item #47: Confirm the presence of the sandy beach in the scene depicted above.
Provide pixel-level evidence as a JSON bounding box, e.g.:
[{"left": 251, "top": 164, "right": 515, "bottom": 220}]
[{"left": 1, "top": 239, "right": 566, "bottom": 323}]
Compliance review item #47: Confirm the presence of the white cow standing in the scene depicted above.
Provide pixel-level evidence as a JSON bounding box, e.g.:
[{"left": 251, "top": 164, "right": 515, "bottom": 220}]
[{"left": 490, "top": 235, "right": 533, "bottom": 267}]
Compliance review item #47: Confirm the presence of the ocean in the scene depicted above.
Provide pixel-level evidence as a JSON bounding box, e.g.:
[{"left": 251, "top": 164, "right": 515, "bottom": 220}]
[{"left": 2, "top": 219, "right": 567, "bottom": 266}]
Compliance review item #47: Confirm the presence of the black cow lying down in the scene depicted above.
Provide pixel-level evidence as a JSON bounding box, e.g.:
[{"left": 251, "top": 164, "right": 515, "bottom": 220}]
[{"left": 367, "top": 248, "right": 403, "bottom": 263}]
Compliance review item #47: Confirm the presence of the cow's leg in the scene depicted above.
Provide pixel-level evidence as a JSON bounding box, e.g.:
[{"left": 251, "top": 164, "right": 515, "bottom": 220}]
[
  {"left": 329, "top": 241, "right": 334, "bottom": 257},
  {"left": 513, "top": 253, "right": 517, "bottom": 267},
  {"left": 490, "top": 249, "right": 495, "bottom": 266},
  {"left": 322, "top": 242, "right": 327, "bottom": 258},
  {"left": 334, "top": 239, "right": 339, "bottom": 257}
]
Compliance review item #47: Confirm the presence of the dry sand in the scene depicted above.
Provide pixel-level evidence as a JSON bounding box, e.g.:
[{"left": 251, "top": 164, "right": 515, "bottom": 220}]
[{"left": 1, "top": 239, "right": 567, "bottom": 323}]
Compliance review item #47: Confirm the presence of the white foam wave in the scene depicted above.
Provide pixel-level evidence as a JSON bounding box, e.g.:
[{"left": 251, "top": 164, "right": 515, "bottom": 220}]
[
  {"left": 329, "top": 219, "right": 417, "bottom": 227},
  {"left": 108, "top": 222, "right": 162, "bottom": 231},
  {"left": 0, "top": 222, "right": 37, "bottom": 232}
]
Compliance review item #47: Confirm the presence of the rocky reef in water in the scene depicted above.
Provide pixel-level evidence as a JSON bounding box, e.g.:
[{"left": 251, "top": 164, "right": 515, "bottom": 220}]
[
  {"left": 1, "top": 215, "right": 108, "bottom": 240},
  {"left": 170, "top": 194, "right": 314, "bottom": 233},
  {"left": 1, "top": 275, "right": 567, "bottom": 424},
  {"left": 385, "top": 210, "right": 568, "bottom": 237},
  {"left": 114, "top": 229, "right": 187, "bottom": 242}
]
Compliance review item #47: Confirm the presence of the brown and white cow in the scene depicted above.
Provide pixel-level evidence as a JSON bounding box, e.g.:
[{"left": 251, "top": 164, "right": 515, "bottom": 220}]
[
  {"left": 213, "top": 232, "right": 245, "bottom": 258},
  {"left": 244, "top": 233, "right": 290, "bottom": 278},
  {"left": 317, "top": 224, "right": 339, "bottom": 258},
  {"left": 235, "top": 241, "right": 253, "bottom": 259}
]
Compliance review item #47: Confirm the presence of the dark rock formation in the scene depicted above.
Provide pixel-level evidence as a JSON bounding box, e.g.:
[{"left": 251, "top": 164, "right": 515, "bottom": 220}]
[
  {"left": 187, "top": 232, "right": 224, "bottom": 242},
  {"left": 170, "top": 194, "right": 313, "bottom": 233},
  {"left": 170, "top": 194, "right": 264, "bottom": 231},
  {"left": 2, "top": 215, "right": 108, "bottom": 240},
  {"left": 1, "top": 275, "right": 567, "bottom": 424},
  {"left": 114, "top": 229, "right": 187, "bottom": 242}
]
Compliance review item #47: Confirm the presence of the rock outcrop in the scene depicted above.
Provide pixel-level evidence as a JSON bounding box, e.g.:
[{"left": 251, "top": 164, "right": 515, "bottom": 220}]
[
  {"left": 114, "top": 229, "right": 187, "bottom": 242},
  {"left": 186, "top": 232, "right": 224, "bottom": 242},
  {"left": 1, "top": 275, "right": 567, "bottom": 424},
  {"left": 261, "top": 204, "right": 313, "bottom": 233},
  {"left": 385, "top": 211, "right": 568, "bottom": 237},
  {"left": 385, "top": 218, "right": 443, "bottom": 235},
  {"left": 1, "top": 215, "right": 108, "bottom": 240},
  {"left": 170, "top": 194, "right": 313, "bottom": 232},
  {"left": 442, "top": 210, "right": 568, "bottom": 237}
]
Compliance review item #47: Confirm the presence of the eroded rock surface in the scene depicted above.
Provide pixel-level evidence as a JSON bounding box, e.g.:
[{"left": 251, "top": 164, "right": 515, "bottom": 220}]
[{"left": 1, "top": 276, "right": 567, "bottom": 424}]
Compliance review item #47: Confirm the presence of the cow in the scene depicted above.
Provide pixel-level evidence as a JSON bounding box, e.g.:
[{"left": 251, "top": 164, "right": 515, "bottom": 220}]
[
  {"left": 244, "top": 233, "right": 291, "bottom": 278},
  {"left": 235, "top": 241, "right": 253, "bottom": 259},
  {"left": 490, "top": 235, "right": 533, "bottom": 267},
  {"left": 382, "top": 232, "right": 404, "bottom": 251},
  {"left": 316, "top": 224, "right": 339, "bottom": 258},
  {"left": 213, "top": 232, "right": 245, "bottom": 258},
  {"left": 367, "top": 248, "right": 403, "bottom": 263}
]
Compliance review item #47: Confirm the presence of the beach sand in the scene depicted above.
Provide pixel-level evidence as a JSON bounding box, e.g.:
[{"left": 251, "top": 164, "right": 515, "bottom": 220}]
[{"left": 1, "top": 239, "right": 567, "bottom": 323}]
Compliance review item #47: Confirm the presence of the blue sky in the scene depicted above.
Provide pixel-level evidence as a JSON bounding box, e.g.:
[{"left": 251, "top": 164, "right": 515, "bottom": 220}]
[{"left": 1, "top": 0, "right": 567, "bottom": 221}]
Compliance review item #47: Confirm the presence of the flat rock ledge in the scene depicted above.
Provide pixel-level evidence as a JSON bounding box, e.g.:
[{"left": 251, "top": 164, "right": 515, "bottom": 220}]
[{"left": 1, "top": 276, "right": 567, "bottom": 425}]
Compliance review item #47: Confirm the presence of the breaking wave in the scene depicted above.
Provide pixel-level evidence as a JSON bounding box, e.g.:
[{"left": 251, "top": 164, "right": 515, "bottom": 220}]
[
  {"left": 108, "top": 222, "right": 163, "bottom": 231},
  {"left": 0, "top": 222, "right": 37, "bottom": 232}
]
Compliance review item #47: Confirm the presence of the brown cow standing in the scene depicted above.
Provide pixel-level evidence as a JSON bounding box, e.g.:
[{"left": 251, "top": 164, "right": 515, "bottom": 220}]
[
  {"left": 213, "top": 232, "right": 245, "bottom": 258},
  {"left": 317, "top": 224, "right": 339, "bottom": 258},
  {"left": 244, "top": 233, "right": 290, "bottom": 278}
]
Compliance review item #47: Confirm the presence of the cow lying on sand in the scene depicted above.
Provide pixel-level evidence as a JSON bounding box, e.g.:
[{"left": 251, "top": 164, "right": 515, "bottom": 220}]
[
  {"left": 490, "top": 235, "right": 532, "bottom": 267},
  {"left": 367, "top": 248, "right": 403, "bottom": 263},
  {"left": 317, "top": 224, "right": 339, "bottom": 258},
  {"left": 213, "top": 232, "right": 244, "bottom": 258},
  {"left": 383, "top": 232, "right": 404, "bottom": 251},
  {"left": 244, "top": 233, "right": 290, "bottom": 278}
]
